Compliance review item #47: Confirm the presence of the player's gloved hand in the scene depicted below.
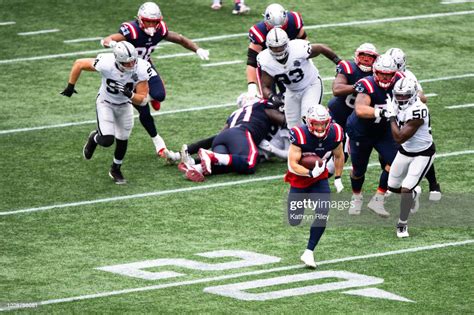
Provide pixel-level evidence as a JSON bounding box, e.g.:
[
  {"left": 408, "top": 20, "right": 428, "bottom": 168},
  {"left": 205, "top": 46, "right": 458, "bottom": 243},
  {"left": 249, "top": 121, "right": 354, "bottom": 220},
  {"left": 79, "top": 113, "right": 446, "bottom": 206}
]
[
  {"left": 258, "top": 139, "right": 273, "bottom": 153},
  {"left": 385, "top": 93, "right": 398, "bottom": 118},
  {"left": 334, "top": 176, "right": 344, "bottom": 193},
  {"left": 100, "top": 39, "right": 117, "bottom": 48},
  {"left": 60, "top": 83, "right": 77, "bottom": 97},
  {"left": 115, "top": 82, "right": 133, "bottom": 98},
  {"left": 196, "top": 48, "right": 210, "bottom": 60},
  {"left": 268, "top": 92, "right": 284, "bottom": 108},
  {"left": 309, "top": 160, "right": 326, "bottom": 178},
  {"left": 374, "top": 108, "right": 390, "bottom": 119}
]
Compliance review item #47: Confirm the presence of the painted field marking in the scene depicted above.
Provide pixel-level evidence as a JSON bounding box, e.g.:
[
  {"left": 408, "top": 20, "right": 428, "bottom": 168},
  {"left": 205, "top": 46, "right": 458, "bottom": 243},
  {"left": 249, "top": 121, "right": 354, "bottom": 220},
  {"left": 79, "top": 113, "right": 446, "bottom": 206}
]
[
  {"left": 0, "top": 239, "right": 472, "bottom": 311},
  {"left": 202, "top": 60, "right": 243, "bottom": 67},
  {"left": 0, "top": 49, "right": 109, "bottom": 64},
  {"left": 441, "top": 0, "right": 474, "bottom": 4},
  {"left": 1, "top": 150, "right": 473, "bottom": 216},
  {"left": 445, "top": 103, "right": 474, "bottom": 109},
  {"left": 63, "top": 37, "right": 103, "bottom": 44},
  {"left": 0, "top": 73, "right": 469, "bottom": 135},
  {"left": 18, "top": 29, "right": 59, "bottom": 36},
  {"left": 0, "top": 21, "right": 15, "bottom": 26},
  {"left": 4, "top": 10, "right": 474, "bottom": 64}
]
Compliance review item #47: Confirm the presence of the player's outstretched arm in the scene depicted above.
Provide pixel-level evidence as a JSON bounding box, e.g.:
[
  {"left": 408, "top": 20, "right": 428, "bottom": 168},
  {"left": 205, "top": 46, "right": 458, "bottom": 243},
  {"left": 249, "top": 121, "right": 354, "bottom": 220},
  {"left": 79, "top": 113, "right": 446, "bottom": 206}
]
[
  {"left": 165, "top": 31, "right": 209, "bottom": 60},
  {"left": 101, "top": 33, "right": 126, "bottom": 48},
  {"left": 332, "top": 73, "right": 355, "bottom": 97},
  {"left": 60, "top": 58, "right": 96, "bottom": 97},
  {"left": 131, "top": 81, "right": 149, "bottom": 106},
  {"left": 309, "top": 44, "right": 341, "bottom": 65}
]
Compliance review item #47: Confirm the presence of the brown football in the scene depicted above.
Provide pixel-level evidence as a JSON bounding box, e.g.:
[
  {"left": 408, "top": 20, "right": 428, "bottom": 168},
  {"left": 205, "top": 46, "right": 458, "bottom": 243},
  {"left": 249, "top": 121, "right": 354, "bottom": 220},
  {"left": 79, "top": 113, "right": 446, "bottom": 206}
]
[{"left": 299, "top": 154, "right": 323, "bottom": 169}]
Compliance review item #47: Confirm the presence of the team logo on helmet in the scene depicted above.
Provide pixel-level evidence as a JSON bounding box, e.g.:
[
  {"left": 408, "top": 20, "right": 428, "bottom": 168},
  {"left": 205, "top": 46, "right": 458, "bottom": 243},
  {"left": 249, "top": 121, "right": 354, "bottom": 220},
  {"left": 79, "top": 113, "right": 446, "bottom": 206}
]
[
  {"left": 266, "top": 28, "right": 289, "bottom": 61},
  {"left": 263, "top": 3, "right": 288, "bottom": 27},
  {"left": 305, "top": 104, "right": 332, "bottom": 138}
]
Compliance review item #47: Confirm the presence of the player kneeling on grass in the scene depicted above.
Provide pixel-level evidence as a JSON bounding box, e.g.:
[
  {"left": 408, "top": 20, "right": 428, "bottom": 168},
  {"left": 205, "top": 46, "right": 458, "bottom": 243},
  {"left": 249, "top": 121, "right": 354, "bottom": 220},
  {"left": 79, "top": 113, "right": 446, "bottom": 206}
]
[
  {"left": 285, "top": 105, "right": 344, "bottom": 268},
  {"left": 386, "top": 78, "right": 436, "bottom": 238},
  {"left": 60, "top": 42, "right": 150, "bottom": 184}
]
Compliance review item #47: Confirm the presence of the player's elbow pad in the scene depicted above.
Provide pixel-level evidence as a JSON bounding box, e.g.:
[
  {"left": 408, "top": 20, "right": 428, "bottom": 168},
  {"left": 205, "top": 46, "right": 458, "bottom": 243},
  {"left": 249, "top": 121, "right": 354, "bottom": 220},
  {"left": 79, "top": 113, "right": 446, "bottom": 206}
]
[{"left": 247, "top": 48, "right": 258, "bottom": 67}]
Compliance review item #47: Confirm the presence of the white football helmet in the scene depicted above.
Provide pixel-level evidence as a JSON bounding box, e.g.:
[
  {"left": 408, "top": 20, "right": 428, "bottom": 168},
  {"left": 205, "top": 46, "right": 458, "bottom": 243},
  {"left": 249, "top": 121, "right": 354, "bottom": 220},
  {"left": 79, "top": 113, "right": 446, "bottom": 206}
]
[
  {"left": 386, "top": 47, "right": 406, "bottom": 72},
  {"left": 393, "top": 77, "right": 418, "bottom": 109},
  {"left": 354, "top": 43, "right": 378, "bottom": 72},
  {"left": 305, "top": 104, "right": 332, "bottom": 138},
  {"left": 263, "top": 4, "right": 287, "bottom": 27},
  {"left": 113, "top": 41, "right": 138, "bottom": 73},
  {"left": 373, "top": 54, "right": 398, "bottom": 88},
  {"left": 137, "top": 2, "right": 162, "bottom": 36},
  {"left": 266, "top": 28, "right": 289, "bottom": 61}
]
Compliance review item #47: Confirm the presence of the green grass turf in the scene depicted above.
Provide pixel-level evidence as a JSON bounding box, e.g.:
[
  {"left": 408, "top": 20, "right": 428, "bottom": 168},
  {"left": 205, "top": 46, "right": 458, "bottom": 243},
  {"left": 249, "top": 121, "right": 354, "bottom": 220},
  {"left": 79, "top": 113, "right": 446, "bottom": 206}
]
[{"left": 0, "top": 0, "right": 473, "bottom": 313}]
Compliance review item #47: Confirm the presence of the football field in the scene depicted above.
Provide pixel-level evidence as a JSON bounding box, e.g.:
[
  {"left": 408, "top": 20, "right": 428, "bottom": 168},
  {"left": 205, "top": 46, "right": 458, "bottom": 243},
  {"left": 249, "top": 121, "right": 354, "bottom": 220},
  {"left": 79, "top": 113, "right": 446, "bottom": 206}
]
[{"left": 0, "top": 0, "right": 473, "bottom": 313}]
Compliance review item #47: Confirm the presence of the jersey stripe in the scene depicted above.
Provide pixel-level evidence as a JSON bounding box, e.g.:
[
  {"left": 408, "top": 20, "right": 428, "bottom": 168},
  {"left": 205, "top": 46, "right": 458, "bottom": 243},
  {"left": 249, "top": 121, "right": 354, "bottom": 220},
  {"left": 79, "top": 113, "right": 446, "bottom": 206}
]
[
  {"left": 123, "top": 22, "right": 137, "bottom": 39},
  {"left": 293, "top": 126, "right": 306, "bottom": 145},
  {"left": 334, "top": 123, "right": 343, "bottom": 142},
  {"left": 256, "top": 66, "right": 263, "bottom": 97},
  {"left": 246, "top": 130, "right": 258, "bottom": 168},
  {"left": 340, "top": 60, "right": 352, "bottom": 74},
  {"left": 291, "top": 11, "right": 302, "bottom": 29},
  {"left": 250, "top": 26, "right": 264, "bottom": 43},
  {"left": 360, "top": 78, "right": 374, "bottom": 94},
  {"left": 160, "top": 21, "right": 168, "bottom": 37}
]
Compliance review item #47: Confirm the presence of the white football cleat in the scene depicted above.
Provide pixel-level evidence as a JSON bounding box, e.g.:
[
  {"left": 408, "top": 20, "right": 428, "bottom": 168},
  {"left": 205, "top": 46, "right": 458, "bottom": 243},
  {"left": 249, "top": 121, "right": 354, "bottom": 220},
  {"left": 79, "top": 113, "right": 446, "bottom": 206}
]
[
  {"left": 396, "top": 225, "right": 409, "bottom": 238},
  {"left": 163, "top": 149, "right": 180, "bottom": 164},
  {"left": 410, "top": 186, "right": 422, "bottom": 214},
  {"left": 368, "top": 194, "right": 390, "bottom": 218},
  {"left": 198, "top": 148, "right": 215, "bottom": 175},
  {"left": 349, "top": 194, "right": 363, "bottom": 215},
  {"left": 232, "top": 4, "right": 250, "bottom": 15},
  {"left": 211, "top": 1, "right": 222, "bottom": 10},
  {"left": 183, "top": 163, "right": 205, "bottom": 182},
  {"left": 300, "top": 249, "right": 316, "bottom": 268},
  {"left": 180, "top": 144, "right": 195, "bottom": 165},
  {"left": 429, "top": 183, "right": 442, "bottom": 201}
]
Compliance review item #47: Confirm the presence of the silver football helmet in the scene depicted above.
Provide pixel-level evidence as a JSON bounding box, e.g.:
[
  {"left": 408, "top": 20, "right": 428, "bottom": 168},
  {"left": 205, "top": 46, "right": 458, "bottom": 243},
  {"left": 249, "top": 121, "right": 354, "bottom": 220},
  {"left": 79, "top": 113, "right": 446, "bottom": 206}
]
[
  {"left": 305, "top": 104, "right": 332, "bottom": 138},
  {"left": 373, "top": 54, "right": 398, "bottom": 88},
  {"left": 354, "top": 43, "right": 378, "bottom": 72},
  {"left": 393, "top": 77, "right": 418, "bottom": 109},
  {"left": 113, "top": 41, "right": 138, "bottom": 73},
  {"left": 386, "top": 47, "right": 406, "bottom": 72},
  {"left": 266, "top": 27, "right": 289, "bottom": 61},
  {"left": 263, "top": 3, "right": 287, "bottom": 27},
  {"left": 137, "top": 2, "right": 162, "bottom": 36}
]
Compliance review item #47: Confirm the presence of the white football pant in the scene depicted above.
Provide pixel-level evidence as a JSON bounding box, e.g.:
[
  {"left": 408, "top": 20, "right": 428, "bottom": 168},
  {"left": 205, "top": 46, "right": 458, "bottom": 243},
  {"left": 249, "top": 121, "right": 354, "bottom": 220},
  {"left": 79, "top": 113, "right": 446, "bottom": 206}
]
[
  {"left": 96, "top": 99, "right": 134, "bottom": 140},
  {"left": 388, "top": 152, "right": 435, "bottom": 190},
  {"left": 284, "top": 78, "right": 323, "bottom": 128}
]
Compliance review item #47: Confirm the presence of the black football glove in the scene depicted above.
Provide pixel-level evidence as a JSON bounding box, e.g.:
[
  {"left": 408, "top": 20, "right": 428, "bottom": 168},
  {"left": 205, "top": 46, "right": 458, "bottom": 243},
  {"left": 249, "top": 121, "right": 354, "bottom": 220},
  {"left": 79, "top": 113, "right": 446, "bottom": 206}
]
[
  {"left": 60, "top": 83, "right": 77, "bottom": 97},
  {"left": 268, "top": 93, "right": 284, "bottom": 108},
  {"left": 115, "top": 82, "right": 133, "bottom": 98}
]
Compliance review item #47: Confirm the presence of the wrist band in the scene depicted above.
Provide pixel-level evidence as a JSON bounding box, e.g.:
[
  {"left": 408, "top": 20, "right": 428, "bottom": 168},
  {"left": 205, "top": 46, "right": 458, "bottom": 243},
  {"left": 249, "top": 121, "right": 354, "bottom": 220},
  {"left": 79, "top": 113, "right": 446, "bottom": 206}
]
[{"left": 335, "top": 176, "right": 341, "bottom": 179}]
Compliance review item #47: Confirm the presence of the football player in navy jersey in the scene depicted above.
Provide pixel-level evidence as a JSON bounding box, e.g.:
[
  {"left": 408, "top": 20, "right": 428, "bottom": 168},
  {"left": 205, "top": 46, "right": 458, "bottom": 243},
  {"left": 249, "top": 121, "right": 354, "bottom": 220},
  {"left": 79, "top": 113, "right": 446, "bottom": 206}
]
[
  {"left": 101, "top": 2, "right": 210, "bottom": 157},
  {"left": 286, "top": 104, "right": 344, "bottom": 268},
  {"left": 346, "top": 54, "right": 405, "bottom": 217},
  {"left": 247, "top": 3, "right": 307, "bottom": 98},
  {"left": 180, "top": 100, "right": 286, "bottom": 182}
]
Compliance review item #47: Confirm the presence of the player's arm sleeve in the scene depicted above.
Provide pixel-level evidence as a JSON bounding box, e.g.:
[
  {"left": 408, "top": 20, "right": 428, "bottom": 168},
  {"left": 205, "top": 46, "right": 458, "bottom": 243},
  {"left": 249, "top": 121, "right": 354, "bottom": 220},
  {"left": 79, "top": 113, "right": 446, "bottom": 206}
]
[
  {"left": 118, "top": 23, "right": 136, "bottom": 41},
  {"left": 247, "top": 47, "right": 259, "bottom": 67}
]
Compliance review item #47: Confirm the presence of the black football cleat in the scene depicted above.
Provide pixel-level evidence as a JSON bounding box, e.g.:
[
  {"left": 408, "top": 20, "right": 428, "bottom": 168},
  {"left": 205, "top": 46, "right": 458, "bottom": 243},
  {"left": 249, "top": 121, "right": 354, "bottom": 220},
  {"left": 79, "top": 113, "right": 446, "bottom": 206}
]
[
  {"left": 83, "top": 130, "right": 98, "bottom": 160},
  {"left": 109, "top": 165, "right": 127, "bottom": 185}
]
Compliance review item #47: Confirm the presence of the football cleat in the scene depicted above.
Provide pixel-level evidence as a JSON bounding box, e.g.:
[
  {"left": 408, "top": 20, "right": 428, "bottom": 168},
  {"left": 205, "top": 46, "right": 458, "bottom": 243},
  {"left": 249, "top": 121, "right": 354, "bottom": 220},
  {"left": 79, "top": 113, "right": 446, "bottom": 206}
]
[
  {"left": 180, "top": 144, "right": 195, "bottom": 165},
  {"left": 429, "top": 183, "right": 442, "bottom": 201},
  {"left": 150, "top": 100, "right": 161, "bottom": 111},
  {"left": 300, "top": 249, "right": 317, "bottom": 268},
  {"left": 232, "top": 3, "right": 250, "bottom": 15},
  {"left": 211, "top": 1, "right": 222, "bottom": 10},
  {"left": 198, "top": 148, "right": 216, "bottom": 175},
  {"left": 83, "top": 130, "right": 98, "bottom": 160},
  {"left": 396, "top": 224, "right": 409, "bottom": 238},
  {"left": 183, "top": 164, "right": 205, "bottom": 182},
  {"left": 163, "top": 149, "right": 180, "bottom": 164},
  {"left": 410, "top": 186, "right": 422, "bottom": 214},
  {"left": 349, "top": 194, "right": 363, "bottom": 215},
  {"left": 109, "top": 165, "right": 127, "bottom": 185},
  {"left": 368, "top": 194, "right": 390, "bottom": 218}
]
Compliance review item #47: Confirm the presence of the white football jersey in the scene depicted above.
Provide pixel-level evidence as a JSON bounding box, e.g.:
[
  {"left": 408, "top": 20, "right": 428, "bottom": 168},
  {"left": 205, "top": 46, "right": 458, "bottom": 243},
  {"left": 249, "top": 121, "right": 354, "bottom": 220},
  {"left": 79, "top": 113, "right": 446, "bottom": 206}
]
[
  {"left": 397, "top": 99, "right": 433, "bottom": 153},
  {"left": 403, "top": 69, "right": 423, "bottom": 92},
  {"left": 257, "top": 39, "right": 319, "bottom": 92},
  {"left": 93, "top": 53, "right": 151, "bottom": 104}
]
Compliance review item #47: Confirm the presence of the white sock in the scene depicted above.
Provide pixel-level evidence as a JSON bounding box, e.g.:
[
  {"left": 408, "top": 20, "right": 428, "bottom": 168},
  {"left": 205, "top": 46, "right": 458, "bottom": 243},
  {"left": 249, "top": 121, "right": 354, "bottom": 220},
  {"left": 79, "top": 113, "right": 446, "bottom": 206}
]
[
  {"left": 213, "top": 0, "right": 220, "bottom": 5},
  {"left": 113, "top": 158, "right": 123, "bottom": 165},
  {"left": 213, "top": 152, "right": 231, "bottom": 165},
  {"left": 152, "top": 134, "right": 166, "bottom": 152}
]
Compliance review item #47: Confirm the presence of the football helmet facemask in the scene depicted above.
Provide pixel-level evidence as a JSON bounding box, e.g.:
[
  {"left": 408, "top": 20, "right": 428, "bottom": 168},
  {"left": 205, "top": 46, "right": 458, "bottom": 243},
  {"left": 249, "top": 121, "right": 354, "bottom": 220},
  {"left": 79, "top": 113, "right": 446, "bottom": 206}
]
[
  {"left": 354, "top": 43, "right": 378, "bottom": 72},
  {"left": 114, "top": 41, "right": 138, "bottom": 73},
  {"left": 386, "top": 47, "right": 406, "bottom": 72},
  {"left": 305, "top": 104, "right": 332, "bottom": 138},
  {"left": 393, "top": 77, "right": 418, "bottom": 110},
  {"left": 266, "top": 27, "right": 289, "bottom": 61},
  {"left": 137, "top": 2, "right": 162, "bottom": 36},
  {"left": 263, "top": 3, "right": 288, "bottom": 28},
  {"left": 373, "top": 54, "right": 398, "bottom": 89}
]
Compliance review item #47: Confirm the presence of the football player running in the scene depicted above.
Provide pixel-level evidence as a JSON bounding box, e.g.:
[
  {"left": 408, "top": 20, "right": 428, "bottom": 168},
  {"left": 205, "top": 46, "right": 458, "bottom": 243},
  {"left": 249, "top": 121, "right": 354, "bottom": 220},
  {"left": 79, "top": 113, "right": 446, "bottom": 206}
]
[
  {"left": 60, "top": 42, "right": 150, "bottom": 184},
  {"left": 247, "top": 3, "right": 307, "bottom": 98},
  {"left": 386, "top": 48, "right": 441, "bottom": 201},
  {"left": 286, "top": 105, "right": 344, "bottom": 268},
  {"left": 386, "top": 78, "right": 436, "bottom": 237},
  {"left": 101, "top": 2, "right": 210, "bottom": 157},
  {"left": 346, "top": 54, "right": 404, "bottom": 217},
  {"left": 258, "top": 28, "right": 341, "bottom": 128}
]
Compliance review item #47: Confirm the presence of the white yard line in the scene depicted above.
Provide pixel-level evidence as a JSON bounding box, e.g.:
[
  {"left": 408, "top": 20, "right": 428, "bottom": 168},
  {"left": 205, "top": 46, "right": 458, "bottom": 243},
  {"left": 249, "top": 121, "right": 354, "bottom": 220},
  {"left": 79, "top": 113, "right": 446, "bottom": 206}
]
[
  {"left": 3, "top": 10, "right": 474, "bottom": 64},
  {"left": 202, "top": 60, "right": 243, "bottom": 67},
  {"left": 0, "top": 49, "right": 109, "bottom": 64},
  {"left": 63, "top": 37, "right": 103, "bottom": 43},
  {"left": 18, "top": 29, "right": 59, "bottom": 36},
  {"left": 445, "top": 103, "right": 474, "bottom": 109},
  {"left": 0, "top": 239, "right": 472, "bottom": 311},
  {"left": 0, "top": 21, "right": 15, "bottom": 26},
  {"left": 0, "top": 73, "right": 469, "bottom": 136},
  {"left": 441, "top": 0, "right": 474, "bottom": 4},
  {"left": 1, "top": 150, "right": 473, "bottom": 216}
]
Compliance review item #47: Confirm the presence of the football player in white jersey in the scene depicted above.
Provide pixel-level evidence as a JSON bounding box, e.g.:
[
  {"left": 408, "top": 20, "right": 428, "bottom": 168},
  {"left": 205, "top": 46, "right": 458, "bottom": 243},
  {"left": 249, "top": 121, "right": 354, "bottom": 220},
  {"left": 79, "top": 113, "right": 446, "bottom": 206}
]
[
  {"left": 257, "top": 28, "right": 341, "bottom": 128},
  {"left": 386, "top": 78, "right": 436, "bottom": 237},
  {"left": 61, "top": 42, "right": 150, "bottom": 184},
  {"left": 387, "top": 48, "right": 441, "bottom": 201}
]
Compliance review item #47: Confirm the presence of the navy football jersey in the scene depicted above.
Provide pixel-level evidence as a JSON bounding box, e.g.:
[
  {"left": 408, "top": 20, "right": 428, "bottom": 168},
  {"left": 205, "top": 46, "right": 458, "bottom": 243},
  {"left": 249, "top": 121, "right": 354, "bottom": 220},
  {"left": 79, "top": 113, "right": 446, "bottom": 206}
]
[
  {"left": 249, "top": 11, "right": 303, "bottom": 48},
  {"left": 226, "top": 102, "right": 272, "bottom": 144},
  {"left": 118, "top": 20, "right": 169, "bottom": 63},
  {"left": 328, "top": 60, "right": 372, "bottom": 109},
  {"left": 346, "top": 73, "right": 404, "bottom": 139},
  {"left": 285, "top": 123, "right": 343, "bottom": 188}
]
